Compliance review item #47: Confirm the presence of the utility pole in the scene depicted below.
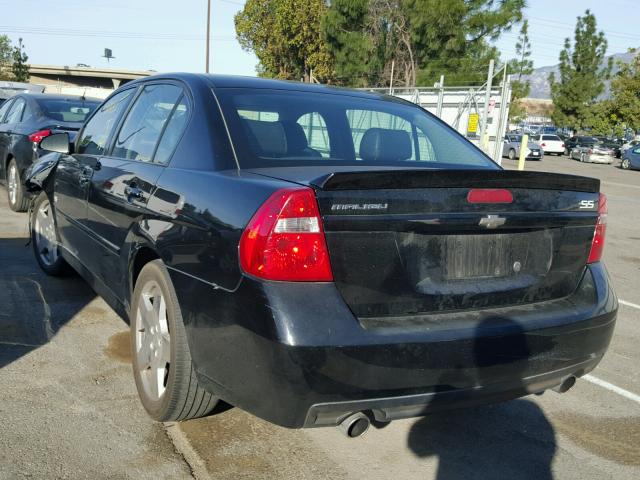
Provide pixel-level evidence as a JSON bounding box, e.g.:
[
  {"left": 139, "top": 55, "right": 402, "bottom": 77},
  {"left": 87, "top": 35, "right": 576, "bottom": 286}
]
[
  {"left": 493, "top": 66, "right": 509, "bottom": 164},
  {"left": 436, "top": 75, "right": 445, "bottom": 119},
  {"left": 205, "top": 0, "right": 211, "bottom": 73},
  {"left": 479, "top": 59, "right": 494, "bottom": 152}
]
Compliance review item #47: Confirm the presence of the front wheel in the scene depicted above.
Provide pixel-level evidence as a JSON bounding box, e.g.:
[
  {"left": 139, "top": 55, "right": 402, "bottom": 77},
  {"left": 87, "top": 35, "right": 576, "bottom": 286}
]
[
  {"left": 31, "top": 191, "right": 69, "bottom": 276},
  {"left": 131, "top": 260, "right": 218, "bottom": 421},
  {"left": 7, "top": 159, "right": 29, "bottom": 212},
  {"left": 508, "top": 149, "right": 516, "bottom": 160},
  {"left": 621, "top": 158, "right": 630, "bottom": 169}
]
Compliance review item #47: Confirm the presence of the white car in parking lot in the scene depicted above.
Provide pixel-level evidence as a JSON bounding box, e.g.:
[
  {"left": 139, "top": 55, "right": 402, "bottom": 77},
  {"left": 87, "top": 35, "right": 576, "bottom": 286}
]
[{"left": 531, "top": 134, "right": 565, "bottom": 156}]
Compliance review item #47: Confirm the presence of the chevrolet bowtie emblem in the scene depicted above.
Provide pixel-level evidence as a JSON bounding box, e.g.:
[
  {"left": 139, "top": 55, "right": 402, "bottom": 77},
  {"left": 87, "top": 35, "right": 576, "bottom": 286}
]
[{"left": 479, "top": 214, "right": 506, "bottom": 229}]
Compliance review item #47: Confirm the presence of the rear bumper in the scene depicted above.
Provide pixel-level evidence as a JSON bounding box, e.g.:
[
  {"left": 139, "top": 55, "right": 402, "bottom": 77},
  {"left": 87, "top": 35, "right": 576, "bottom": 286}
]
[{"left": 171, "top": 262, "right": 617, "bottom": 429}]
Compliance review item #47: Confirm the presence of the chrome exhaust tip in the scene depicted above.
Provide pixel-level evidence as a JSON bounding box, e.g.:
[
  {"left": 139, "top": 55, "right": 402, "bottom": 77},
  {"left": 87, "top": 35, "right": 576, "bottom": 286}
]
[
  {"left": 552, "top": 375, "right": 577, "bottom": 393},
  {"left": 338, "top": 412, "right": 371, "bottom": 438}
]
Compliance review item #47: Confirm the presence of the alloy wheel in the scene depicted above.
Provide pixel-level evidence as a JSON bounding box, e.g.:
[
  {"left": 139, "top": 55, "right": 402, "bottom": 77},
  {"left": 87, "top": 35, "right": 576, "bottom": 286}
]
[
  {"left": 622, "top": 159, "right": 630, "bottom": 169},
  {"left": 8, "top": 163, "right": 18, "bottom": 206},
  {"left": 34, "top": 198, "right": 59, "bottom": 266},
  {"left": 135, "top": 281, "right": 171, "bottom": 401}
]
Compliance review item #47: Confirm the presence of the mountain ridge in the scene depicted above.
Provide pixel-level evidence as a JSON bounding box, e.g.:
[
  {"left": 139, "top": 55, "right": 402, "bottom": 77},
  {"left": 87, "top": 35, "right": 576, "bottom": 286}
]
[{"left": 521, "top": 50, "right": 637, "bottom": 99}]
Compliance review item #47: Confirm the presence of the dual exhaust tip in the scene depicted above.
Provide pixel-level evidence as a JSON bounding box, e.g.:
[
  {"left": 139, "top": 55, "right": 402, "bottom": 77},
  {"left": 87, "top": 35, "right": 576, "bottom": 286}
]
[
  {"left": 338, "top": 412, "right": 371, "bottom": 438},
  {"left": 337, "top": 376, "right": 578, "bottom": 438}
]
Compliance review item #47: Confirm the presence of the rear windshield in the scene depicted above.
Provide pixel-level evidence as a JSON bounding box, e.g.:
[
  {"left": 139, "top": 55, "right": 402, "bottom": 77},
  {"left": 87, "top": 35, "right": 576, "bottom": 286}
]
[
  {"left": 37, "top": 98, "right": 99, "bottom": 123},
  {"left": 216, "top": 88, "right": 497, "bottom": 170},
  {"left": 542, "top": 135, "right": 560, "bottom": 140}
]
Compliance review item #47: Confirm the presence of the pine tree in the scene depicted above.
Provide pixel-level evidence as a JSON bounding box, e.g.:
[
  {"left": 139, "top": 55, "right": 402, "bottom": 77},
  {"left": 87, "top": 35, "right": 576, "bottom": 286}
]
[
  {"left": 508, "top": 20, "right": 533, "bottom": 121},
  {"left": 549, "top": 10, "right": 611, "bottom": 130},
  {"left": 11, "top": 38, "right": 29, "bottom": 82}
]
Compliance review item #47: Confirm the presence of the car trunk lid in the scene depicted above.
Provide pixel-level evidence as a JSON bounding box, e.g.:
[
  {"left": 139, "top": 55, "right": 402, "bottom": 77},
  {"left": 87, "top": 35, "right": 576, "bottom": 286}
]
[{"left": 307, "top": 169, "right": 600, "bottom": 318}]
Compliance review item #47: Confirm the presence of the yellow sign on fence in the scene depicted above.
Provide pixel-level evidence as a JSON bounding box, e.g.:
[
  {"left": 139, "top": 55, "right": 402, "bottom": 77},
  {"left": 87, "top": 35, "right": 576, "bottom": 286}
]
[{"left": 467, "top": 113, "right": 479, "bottom": 134}]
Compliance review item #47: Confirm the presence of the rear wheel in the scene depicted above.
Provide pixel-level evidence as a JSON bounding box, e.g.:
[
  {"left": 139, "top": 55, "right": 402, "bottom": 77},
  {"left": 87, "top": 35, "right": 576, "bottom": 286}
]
[
  {"left": 508, "top": 149, "right": 516, "bottom": 160},
  {"left": 31, "top": 191, "right": 68, "bottom": 276},
  {"left": 621, "top": 158, "right": 630, "bottom": 169},
  {"left": 7, "top": 159, "right": 29, "bottom": 212},
  {"left": 131, "top": 260, "right": 218, "bottom": 421}
]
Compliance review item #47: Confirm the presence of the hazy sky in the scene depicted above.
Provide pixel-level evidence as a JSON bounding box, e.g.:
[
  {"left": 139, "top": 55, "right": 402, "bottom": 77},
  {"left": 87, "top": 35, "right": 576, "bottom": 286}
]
[{"left": 1, "top": 0, "right": 638, "bottom": 77}]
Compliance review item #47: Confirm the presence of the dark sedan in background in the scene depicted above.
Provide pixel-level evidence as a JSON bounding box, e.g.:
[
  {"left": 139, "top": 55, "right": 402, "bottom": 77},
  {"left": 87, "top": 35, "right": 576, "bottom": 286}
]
[
  {"left": 26, "top": 74, "right": 616, "bottom": 438},
  {"left": 0, "top": 93, "right": 99, "bottom": 211}
]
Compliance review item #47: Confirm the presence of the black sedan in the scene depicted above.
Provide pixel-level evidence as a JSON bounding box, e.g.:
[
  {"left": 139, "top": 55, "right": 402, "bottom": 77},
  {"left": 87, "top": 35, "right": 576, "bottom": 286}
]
[
  {"left": 0, "top": 93, "right": 99, "bottom": 211},
  {"left": 26, "top": 74, "right": 617, "bottom": 438}
]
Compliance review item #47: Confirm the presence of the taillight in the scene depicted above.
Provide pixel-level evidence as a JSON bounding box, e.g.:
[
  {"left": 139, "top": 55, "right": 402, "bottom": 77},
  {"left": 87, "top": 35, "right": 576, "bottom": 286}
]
[
  {"left": 587, "top": 193, "right": 607, "bottom": 263},
  {"left": 588, "top": 148, "right": 593, "bottom": 154},
  {"left": 239, "top": 187, "right": 333, "bottom": 281},
  {"left": 561, "top": 143, "right": 565, "bottom": 148},
  {"left": 467, "top": 188, "right": 513, "bottom": 204},
  {"left": 29, "top": 129, "right": 52, "bottom": 144},
  {"left": 541, "top": 143, "right": 546, "bottom": 147}
]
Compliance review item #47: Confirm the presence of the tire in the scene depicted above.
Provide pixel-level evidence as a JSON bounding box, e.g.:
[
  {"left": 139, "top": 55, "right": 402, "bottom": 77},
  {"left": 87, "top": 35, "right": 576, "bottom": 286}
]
[
  {"left": 130, "top": 259, "right": 218, "bottom": 422},
  {"left": 31, "top": 191, "right": 69, "bottom": 276},
  {"left": 621, "top": 158, "right": 630, "bottom": 170},
  {"left": 6, "top": 159, "right": 29, "bottom": 212},
  {"left": 508, "top": 149, "right": 516, "bottom": 160}
]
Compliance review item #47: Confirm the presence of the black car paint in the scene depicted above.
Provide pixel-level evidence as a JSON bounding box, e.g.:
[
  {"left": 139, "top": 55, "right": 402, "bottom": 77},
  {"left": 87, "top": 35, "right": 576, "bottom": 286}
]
[{"left": 27, "top": 73, "right": 617, "bottom": 429}]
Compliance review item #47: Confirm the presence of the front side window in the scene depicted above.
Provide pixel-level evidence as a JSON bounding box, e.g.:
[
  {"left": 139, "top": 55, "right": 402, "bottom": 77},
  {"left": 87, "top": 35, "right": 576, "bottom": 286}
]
[
  {"left": 77, "top": 89, "right": 134, "bottom": 155},
  {"left": 217, "top": 89, "right": 497, "bottom": 170},
  {"left": 5, "top": 98, "right": 25, "bottom": 124},
  {"left": 112, "top": 84, "right": 183, "bottom": 163}
]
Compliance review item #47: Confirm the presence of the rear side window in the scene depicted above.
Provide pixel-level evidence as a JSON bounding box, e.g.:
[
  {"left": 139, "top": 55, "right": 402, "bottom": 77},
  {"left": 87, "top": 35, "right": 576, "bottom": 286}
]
[
  {"left": 0, "top": 99, "right": 13, "bottom": 123},
  {"left": 77, "top": 89, "right": 134, "bottom": 155},
  {"left": 112, "top": 84, "right": 183, "bottom": 163},
  {"left": 154, "top": 95, "right": 190, "bottom": 165},
  {"left": 5, "top": 98, "right": 25, "bottom": 124},
  {"left": 217, "top": 89, "right": 496, "bottom": 169},
  {"left": 37, "top": 98, "right": 98, "bottom": 122}
]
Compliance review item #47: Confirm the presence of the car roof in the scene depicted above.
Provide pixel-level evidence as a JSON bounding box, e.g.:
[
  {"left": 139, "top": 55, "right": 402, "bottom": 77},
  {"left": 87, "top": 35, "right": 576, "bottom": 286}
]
[
  {"left": 124, "top": 72, "right": 409, "bottom": 104},
  {"left": 14, "top": 93, "right": 102, "bottom": 102}
]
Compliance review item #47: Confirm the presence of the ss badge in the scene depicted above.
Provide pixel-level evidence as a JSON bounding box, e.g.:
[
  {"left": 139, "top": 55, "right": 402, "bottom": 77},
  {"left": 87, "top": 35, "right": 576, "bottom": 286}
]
[{"left": 579, "top": 200, "right": 595, "bottom": 209}]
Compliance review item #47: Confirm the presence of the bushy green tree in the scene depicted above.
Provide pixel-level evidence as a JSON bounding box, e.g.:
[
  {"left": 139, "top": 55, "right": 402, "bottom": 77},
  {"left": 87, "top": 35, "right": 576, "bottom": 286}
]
[
  {"left": 549, "top": 10, "right": 612, "bottom": 130},
  {"left": 407, "top": 0, "right": 525, "bottom": 86},
  {"left": 609, "top": 50, "right": 640, "bottom": 132},
  {"left": 12, "top": 38, "right": 29, "bottom": 82},
  {"left": 235, "top": 0, "right": 334, "bottom": 82},
  {"left": 322, "top": 0, "right": 379, "bottom": 86},
  {"left": 508, "top": 20, "right": 533, "bottom": 121},
  {"left": 0, "top": 35, "right": 13, "bottom": 80}
]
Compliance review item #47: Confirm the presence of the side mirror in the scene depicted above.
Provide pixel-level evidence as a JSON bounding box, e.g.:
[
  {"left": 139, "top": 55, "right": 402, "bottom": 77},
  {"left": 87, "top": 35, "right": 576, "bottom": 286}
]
[{"left": 40, "top": 132, "right": 71, "bottom": 154}]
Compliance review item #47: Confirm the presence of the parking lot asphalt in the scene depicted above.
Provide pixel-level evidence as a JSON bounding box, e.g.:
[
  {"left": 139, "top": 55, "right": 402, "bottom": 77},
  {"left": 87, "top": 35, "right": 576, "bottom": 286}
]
[{"left": 0, "top": 154, "right": 638, "bottom": 479}]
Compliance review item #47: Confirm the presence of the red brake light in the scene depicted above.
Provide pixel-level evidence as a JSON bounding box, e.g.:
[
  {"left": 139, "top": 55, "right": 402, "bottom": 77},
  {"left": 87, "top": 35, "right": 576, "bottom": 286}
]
[
  {"left": 587, "top": 193, "right": 607, "bottom": 264},
  {"left": 29, "top": 129, "right": 52, "bottom": 144},
  {"left": 541, "top": 143, "right": 546, "bottom": 147},
  {"left": 239, "top": 187, "right": 333, "bottom": 281},
  {"left": 561, "top": 143, "right": 565, "bottom": 148},
  {"left": 467, "top": 189, "right": 513, "bottom": 204}
]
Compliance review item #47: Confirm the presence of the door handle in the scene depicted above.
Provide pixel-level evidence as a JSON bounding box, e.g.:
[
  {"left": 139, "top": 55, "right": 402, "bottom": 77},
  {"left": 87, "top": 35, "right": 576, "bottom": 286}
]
[
  {"left": 79, "top": 166, "right": 93, "bottom": 184},
  {"left": 125, "top": 184, "right": 144, "bottom": 201}
]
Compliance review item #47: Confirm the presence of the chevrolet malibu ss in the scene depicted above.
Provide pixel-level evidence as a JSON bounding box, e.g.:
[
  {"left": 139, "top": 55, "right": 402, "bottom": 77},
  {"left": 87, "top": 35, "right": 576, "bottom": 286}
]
[{"left": 25, "top": 74, "right": 617, "bottom": 438}]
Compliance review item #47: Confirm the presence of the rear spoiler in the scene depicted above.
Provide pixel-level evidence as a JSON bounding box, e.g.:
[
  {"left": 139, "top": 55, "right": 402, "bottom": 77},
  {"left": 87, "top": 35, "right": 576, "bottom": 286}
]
[{"left": 313, "top": 169, "right": 600, "bottom": 193}]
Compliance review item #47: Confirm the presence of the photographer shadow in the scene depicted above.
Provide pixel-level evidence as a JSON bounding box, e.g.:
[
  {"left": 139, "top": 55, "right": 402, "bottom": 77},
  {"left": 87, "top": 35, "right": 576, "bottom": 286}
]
[{"left": 407, "top": 318, "right": 557, "bottom": 480}]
